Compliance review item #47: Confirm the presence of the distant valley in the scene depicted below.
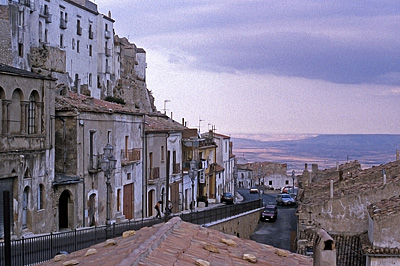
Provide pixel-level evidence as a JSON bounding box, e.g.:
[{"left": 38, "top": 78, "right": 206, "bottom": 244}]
[{"left": 231, "top": 134, "right": 400, "bottom": 174}]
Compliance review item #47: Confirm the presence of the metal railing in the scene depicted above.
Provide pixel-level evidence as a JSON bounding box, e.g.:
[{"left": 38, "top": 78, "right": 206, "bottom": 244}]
[
  {"left": 179, "top": 199, "right": 262, "bottom": 225},
  {"left": 0, "top": 199, "right": 262, "bottom": 266}
]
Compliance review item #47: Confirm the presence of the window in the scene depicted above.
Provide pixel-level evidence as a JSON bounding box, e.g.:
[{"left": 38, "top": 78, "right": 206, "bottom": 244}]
[
  {"left": 161, "top": 146, "right": 164, "bottom": 161},
  {"left": 60, "top": 34, "right": 64, "bottom": 48},
  {"left": 127, "top": 173, "right": 131, "bottom": 180},
  {"left": 72, "top": 38, "right": 75, "bottom": 50},
  {"left": 285, "top": 180, "right": 289, "bottom": 185},
  {"left": 269, "top": 181, "right": 272, "bottom": 186},
  {"left": 77, "top": 40, "right": 80, "bottom": 53},
  {"left": 18, "top": 43, "right": 23, "bottom": 57},
  {"left": 18, "top": 10, "right": 24, "bottom": 26},
  {"left": 76, "top": 19, "right": 82, "bottom": 35},
  {"left": 89, "top": 73, "right": 92, "bottom": 86},
  {"left": 89, "top": 44, "right": 92, "bottom": 56},
  {"left": 89, "top": 24, "right": 93, "bottom": 39},
  {"left": 89, "top": 130, "right": 95, "bottom": 168},
  {"left": 37, "top": 184, "right": 44, "bottom": 210},
  {"left": 28, "top": 94, "right": 35, "bottom": 134}
]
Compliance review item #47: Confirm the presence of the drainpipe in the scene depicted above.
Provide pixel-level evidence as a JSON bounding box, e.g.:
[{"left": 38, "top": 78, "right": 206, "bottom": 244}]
[{"left": 142, "top": 115, "right": 146, "bottom": 220}]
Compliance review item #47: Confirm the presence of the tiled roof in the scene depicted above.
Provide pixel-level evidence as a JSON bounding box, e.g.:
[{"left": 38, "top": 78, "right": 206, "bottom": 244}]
[
  {"left": 145, "top": 114, "right": 187, "bottom": 132},
  {"left": 37, "top": 217, "right": 313, "bottom": 266},
  {"left": 301, "top": 160, "right": 400, "bottom": 204},
  {"left": 360, "top": 232, "right": 400, "bottom": 256},
  {"left": 0, "top": 63, "right": 53, "bottom": 80},
  {"left": 300, "top": 230, "right": 364, "bottom": 266},
  {"left": 55, "top": 92, "right": 141, "bottom": 114},
  {"left": 367, "top": 195, "right": 400, "bottom": 219}
]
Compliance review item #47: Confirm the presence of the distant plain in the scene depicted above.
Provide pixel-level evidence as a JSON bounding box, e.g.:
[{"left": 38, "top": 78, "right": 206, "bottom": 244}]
[{"left": 232, "top": 134, "right": 400, "bottom": 174}]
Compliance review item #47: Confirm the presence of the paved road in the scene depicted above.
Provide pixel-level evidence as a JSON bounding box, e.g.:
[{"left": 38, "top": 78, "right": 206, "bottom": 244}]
[{"left": 238, "top": 188, "right": 297, "bottom": 252}]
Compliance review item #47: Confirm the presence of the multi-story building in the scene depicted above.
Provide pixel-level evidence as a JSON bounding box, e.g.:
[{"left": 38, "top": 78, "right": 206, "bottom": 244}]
[
  {"left": 144, "top": 114, "right": 186, "bottom": 217},
  {"left": 54, "top": 92, "right": 144, "bottom": 229},
  {"left": 0, "top": 64, "right": 55, "bottom": 238},
  {"left": 0, "top": 0, "right": 117, "bottom": 99}
]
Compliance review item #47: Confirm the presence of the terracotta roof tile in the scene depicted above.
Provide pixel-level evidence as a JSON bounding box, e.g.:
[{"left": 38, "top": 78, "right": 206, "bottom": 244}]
[{"left": 36, "top": 217, "right": 312, "bottom": 266}]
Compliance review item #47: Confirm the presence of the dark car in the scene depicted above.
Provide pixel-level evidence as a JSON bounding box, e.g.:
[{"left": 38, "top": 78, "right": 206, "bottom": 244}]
[
  {"left": 221, "top": 192, "right": 234, "bottom": 204},
  {"left": 276, "top": 193, "right": 296, "bottom": 206},
  {"left": 261, "top": 204, "right": 278, "bottom": 222}
]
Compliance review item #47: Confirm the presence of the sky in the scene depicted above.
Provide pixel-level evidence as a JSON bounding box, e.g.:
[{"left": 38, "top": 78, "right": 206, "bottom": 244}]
[{"left": 94, "top": 0, "right": 400, "bottom": 135}]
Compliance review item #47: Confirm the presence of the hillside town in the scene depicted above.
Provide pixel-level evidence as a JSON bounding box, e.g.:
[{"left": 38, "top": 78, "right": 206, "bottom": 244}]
[{"left": 1, "top": 0, "right": 400, "bottom": 265}]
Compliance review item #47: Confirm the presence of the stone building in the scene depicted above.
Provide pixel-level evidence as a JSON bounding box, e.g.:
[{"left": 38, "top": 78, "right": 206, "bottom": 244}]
[
  {"left": 144, "top": 114, "right": 186, "bottom": 217},
  {"left": 296, "top": 159, "right": 400, "bottom": 265},
  {"left": 241, "top": 161, "right": 289, "bottom": 190},
  {"left": 0, "top": 0, "right": 117, "bottom": 98},
  {"left": 54, "top": 92, "right": 144, "bottom": 229},
  {"left": 0, "top": 64, "right": 55, "bottom": 238}
]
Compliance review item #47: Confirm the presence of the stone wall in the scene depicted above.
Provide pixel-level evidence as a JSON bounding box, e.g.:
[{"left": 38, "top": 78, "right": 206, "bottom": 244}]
[
  {"left": 205, "top": 209, "right": 262, "bottom": 239},
  {"left": 0, "top": 6, "right": 12, "bottom": 66}
]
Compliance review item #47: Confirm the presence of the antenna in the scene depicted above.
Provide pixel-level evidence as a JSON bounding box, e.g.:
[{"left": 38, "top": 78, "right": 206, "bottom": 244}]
[
  {"left": 163, "top": 100, "right": 170, "bottom": 114},
  {"left": 198, "top": 118, "right": 204, "bottom": 133}
]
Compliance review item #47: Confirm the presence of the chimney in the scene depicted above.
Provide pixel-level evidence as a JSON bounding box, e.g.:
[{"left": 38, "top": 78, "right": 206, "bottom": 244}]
[
  {"left": 330, "top": 180, "right": 333, "bottom": 198},
  {"left": 182, "top": 118, "right": 185, "bottom": 126},
  {"left": 383, "top": 169, "right": 386, "bottom": 185}
]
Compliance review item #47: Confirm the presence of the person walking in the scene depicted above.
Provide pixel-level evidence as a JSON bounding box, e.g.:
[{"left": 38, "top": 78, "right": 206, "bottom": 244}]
[{"left": 155, "top": 201, "right": 162, "bottom": 219}]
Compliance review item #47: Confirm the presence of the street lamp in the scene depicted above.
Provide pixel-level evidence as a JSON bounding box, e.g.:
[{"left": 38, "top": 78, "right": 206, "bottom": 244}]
[
  {"left": 233, "top": 165, "right": 238, "bottom": 204},
  {"left": 100, "top": 143, "right": 117, "bottom": 226},
  {"left": 291, "top": 170, "right": 295, "bottom": 196},
  {"left": 189, "top": 159, "right": 197, "bottom": 212}
]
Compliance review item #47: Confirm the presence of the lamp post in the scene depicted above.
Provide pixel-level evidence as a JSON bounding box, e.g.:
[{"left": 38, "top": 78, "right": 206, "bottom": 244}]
[
  {"left": 100, "top": 143, "right": 117, "bottom": 227},
  {"left": 291, "top": 170, "right": 295, "bottom": 196},
  {"left": 189, "top": 159, "right": 197, "bottom": 212},
  {"left": 233, "top": 165, "right": 238, "bottom": 204}
]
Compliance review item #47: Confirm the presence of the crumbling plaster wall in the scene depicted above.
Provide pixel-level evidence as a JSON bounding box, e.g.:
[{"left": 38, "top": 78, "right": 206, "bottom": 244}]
[
  {"left": 299, "top": 179, "right": 400, "bottom": 234},
  {"left": 371, "top": 212, "right": 400, "bottom": 248}
]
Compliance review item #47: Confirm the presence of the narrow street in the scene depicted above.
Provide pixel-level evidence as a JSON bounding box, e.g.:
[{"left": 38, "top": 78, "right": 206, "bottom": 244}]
[{"left": 238, "top": 188, "right": 297, "bottom": 252}]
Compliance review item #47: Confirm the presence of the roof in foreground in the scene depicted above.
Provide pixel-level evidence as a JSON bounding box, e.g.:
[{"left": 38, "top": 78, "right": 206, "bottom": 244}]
[{"left": 37, "top": 217, "right": 313, "bottom": 266}]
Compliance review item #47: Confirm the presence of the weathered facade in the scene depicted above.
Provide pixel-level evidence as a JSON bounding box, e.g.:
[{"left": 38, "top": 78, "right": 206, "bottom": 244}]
[
  {"left": 0, "top": 64, "right": 55, "bottom": 238},
  {"left": 54, "top": 92, "right": 144, "bottom": 229},
  {"left": 144, "top": 114, "right": 186, "bottom": 217}
]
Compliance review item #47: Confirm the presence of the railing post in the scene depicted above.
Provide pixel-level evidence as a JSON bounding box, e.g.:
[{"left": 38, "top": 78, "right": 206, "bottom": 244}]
[
  {"left": 74, "top": 229, "right": 77, "bottom": 252},
  {"left": 21, "top": 236, "right": 25, "bottom": 266},
  {"left": 50, "top": 232, "right": 53, "bottom": 257}
]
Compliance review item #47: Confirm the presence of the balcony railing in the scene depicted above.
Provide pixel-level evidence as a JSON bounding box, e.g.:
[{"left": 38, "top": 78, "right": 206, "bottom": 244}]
[
  {"left": 89, "top": 154, "right": 101, "bottom": 172},
  {"left": 60, "top": 18, "right": 67, "bottom": 29},
  {"left": 89, "top": 30, "right": 94, "bottom": 39},
  {"left": 77, "top": 26, "right": 82, "bottom": 35},
  {"left": 173, "top": 163, "right": 180, "bottom": 174},
  {"left": 149, "top": 167, "right": 160, "bottom": 180},
  {"left": 105, "top": 30, "right": 111, "bottom": 39},
  {"left": 105, "top": 48, "right": 111, "bottom": 57},
  {"left": 39, "top": 6, "right": 49, "bottom": 17},
  {"left": 121, "top": 149, "right": 141, "bottom": 164}
]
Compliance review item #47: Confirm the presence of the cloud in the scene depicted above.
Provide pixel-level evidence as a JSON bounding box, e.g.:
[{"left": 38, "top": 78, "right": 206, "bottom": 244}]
[{"left": 106, "top": 0, "right": 400, "bottom": 86}]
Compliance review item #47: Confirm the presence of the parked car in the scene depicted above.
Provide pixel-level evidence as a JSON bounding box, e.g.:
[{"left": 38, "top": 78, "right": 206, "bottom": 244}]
[
  {"left": 276, "top": 193, "right": 296, "bottom": 206},
  {"left": 261, "top": 204, "right": 278, "bottom": 222},
  {"left": 249, "top": 187, "right": 259, "bottom": 194},
  {"left": 221, "top": 192, "right": 234, "bottom": 204}
]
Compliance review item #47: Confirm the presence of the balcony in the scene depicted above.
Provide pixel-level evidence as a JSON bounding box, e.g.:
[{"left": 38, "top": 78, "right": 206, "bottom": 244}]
[
  {"left": 39, "top": 6, "right": 49, "bottom": 18},
  {"left": 121, "top": 149, "right": 141, "bottom": 165},
  {"left": 148, "top": 167, "right": 160, "bottom": 184},
  {"left": 105, "top": 48, "right": 111, "bottom": 57},
  {"left": 173, "top": 163, "right": 180, "bottom": 174},
  {"left": 45, "top": 14, "right": 52, "bottom": 23},
  {"left": 105, "top": 30, "right": 111, "bottom": 39},
  {"left": 89, "top": 31, "right": 94, "bottom": 39},
  {"left": 60, "top": 18, "right": 67, "bottom": 29},
  {"left": 88, "top": 154, "right": 101, "bottom": 173},
  {"left": 77, "top": 26, "right": 82, "bottom": 36},
  {"left": 19, "top": 0, "right": 30, "bottom": 7}
]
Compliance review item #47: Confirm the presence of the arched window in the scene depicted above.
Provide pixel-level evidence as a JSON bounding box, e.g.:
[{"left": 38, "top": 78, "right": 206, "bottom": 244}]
[
  {"left": 10, "top": 89, "right": 22, "bottom": 134},
  {"left": 28, "top": 94, "right": 35, "bottom": 134}
]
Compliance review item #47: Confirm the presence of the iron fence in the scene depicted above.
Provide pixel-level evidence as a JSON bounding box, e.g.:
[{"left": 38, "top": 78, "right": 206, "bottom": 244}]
[{"left": 0, "top": 199, "right": 262, "bottom": 266}]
